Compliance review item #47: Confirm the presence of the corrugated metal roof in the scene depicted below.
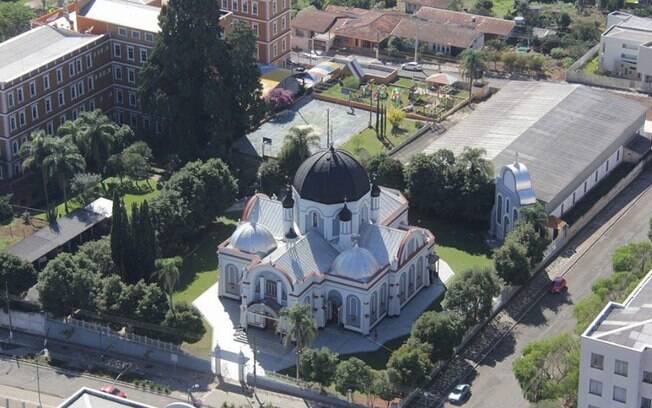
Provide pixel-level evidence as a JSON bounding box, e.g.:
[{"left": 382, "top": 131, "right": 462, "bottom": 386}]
[
  {"left": 424, "top": 82, "right": 647, "bottom": 210},
  {"left": 358, "top": 223, "right": 406, "bottom": 266},
  {"left": 245, "top": 196, "right": 285, "bottom": 238},
  {"left": 80, "top": 0, "right": 160, "bottom": 33},
  {"left": 270, "top": 232, "right": 339, "bottom": 282},
  {"left": 0, "top": 26, "right": 101, "bottom": 83},
  {"left": 378, "top": 187, "right": 406, "bottom": 222}
]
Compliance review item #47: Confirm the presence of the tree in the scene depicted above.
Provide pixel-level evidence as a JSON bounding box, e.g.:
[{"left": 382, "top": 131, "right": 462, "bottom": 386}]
[
  {"left": 97, "top": 274, "right": 128, "bottom": 315},
  {"left": 38, "top": 253, "right": 98, "bottom": 316},
  {"left": 386, "top": 343, "right": 433, "bottom": 390},
  {"left": 0, "top": 2, "right": 34, "bottom": 42},
  {"left": 611, "top": 241, "right": 652, "bottom": 277},
  {"left": 20, "top": 130, "right": 55, "bottom": 214},
  {"left": 371, "top": 370, "right": 396, "bottom": 405},
  {"left": 120, "top": 142, "right": 153, "bottom": 181},
  {"left": 0, "top": 253, "right": 37, "bottom": 296},
  {"left": 501, "top": 51, "right": 518, "bottom": 73},
  {"left": 454, "top": 147, "right": 494, "bottom": 222},
  {"left": 110, "top": 194, "right": 131, "bottom": 279},
  {"left": 365, "top": 153, "right": 405, "bottom": 190},
  {"left": 410, "top": 311, "right": 464, "bottom": 361},
  {"left": 75, "top": 237, "right": 115, "bottom": 276},
  {"left": 134, "top": 281, "right": 168, "bottom": 323},
  {"left": 281, "top": 304, "right": 317, "bottom": 379},
  {"left": 268, "top": 88, "right": 294, "bottom": 112},
  {"left": 471, "top": 0, "right": 494, "bottom": 15},
  {"left": 161, "top": 302, "right": 206, "bottom": 344},
  {"left": 155, "top": 257, "right": 182, "bottom": 313},
  {"left": 66, "top": 111, "right": 126, "bottom": 174},
  {"left": 558, "top": 12, "right": 571, "bottom": 32},
  {"left": 333, "top": 357, "right": 373, "bottom": 395},
  {"left": 459, "top": 49, "right": 486, "bottom": 97},
  {"left": 0, "top": 194, "right": 12, "bottom": 224},
  {"left": 527, "top": 53, "right": 546, "bottom": 75},
  {"left": 43, "top": 137, "right": 86, "bottom": 213},
  {"left": 277, "top": 127, "right": 319, "bottom": 176},
  {"left": 300, "top": 347, "right": 339, "bottom": 387},
  {"left": 494, "top": 238, "right": 531, "bottom": 285},
  {"left": 513, "top": 334, "right": 579, "bottom": 405},
  {"left": 387, "top": 108, "right": 405, "bottom": 133},
  {"left": 443, "top": 266, "right": 501, "bottom": 327},
  {"left": 70, "top": 173, "right": 101, "bottom": 206},
  {"left": 258, "top": 160, "right": 287, "bottom": 196}
]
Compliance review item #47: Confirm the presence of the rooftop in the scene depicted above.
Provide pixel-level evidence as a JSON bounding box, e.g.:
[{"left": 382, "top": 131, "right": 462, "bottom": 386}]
[
  {"left": 584, "top": 269, "right": 652, "bottom": 350},
  {"left": 603, "top": 25, "right": 652, "bottom": 43},
  {"left": 415, "top": 7, "right": 515, "bottom": 37},
  {"left": 291, "top": 6, "right": 346, "bottom": 33},
  {"left": 79, "top": 0, "right": 161, "bottom": 32},
  {"left": 328, "top": 7, "right": 404, "bottom": 43},
  {"left": 58, "top": 387, "right": 158, "bottom": 408},
  {"left": 0, "top": 25, "right": 100, "bottom": 83},
  {"left": 423, "top": 81, "right": 648, "bottom": 210},
  {"left": 391, "top": 16, "right": 480, "bottom": 48},
  {"left": 6, "top": 198, "right": 113, "bottom": 263}
]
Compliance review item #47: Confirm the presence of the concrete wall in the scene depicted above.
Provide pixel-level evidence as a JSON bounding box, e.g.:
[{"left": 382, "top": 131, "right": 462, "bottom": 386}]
[{"left": 0, "top": 310, "right": 46, "bottom": 336}]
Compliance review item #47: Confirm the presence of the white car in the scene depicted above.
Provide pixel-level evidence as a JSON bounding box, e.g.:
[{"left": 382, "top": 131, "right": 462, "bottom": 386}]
[
  {"left": 401, "top": 61, "right": 423, "bottom": 71},
  {"left": 447, "top": 384, "right": 471, "bottom": 405}
]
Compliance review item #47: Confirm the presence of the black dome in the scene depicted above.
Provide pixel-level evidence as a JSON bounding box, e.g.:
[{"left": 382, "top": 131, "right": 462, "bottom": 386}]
[{"left": 293, "top": 148, "right": 370, "bottom": 205}]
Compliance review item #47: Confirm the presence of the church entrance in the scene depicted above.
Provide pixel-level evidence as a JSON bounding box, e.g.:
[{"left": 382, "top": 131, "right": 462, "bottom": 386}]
[{"left": 326, "top": 290, "right": 343, "bottom": 326}]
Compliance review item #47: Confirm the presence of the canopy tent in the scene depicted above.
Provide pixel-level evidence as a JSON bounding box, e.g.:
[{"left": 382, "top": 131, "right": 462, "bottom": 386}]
[
  {"left": 425, "top": 72, "right": 460, "bottom": 86},
  {"left": 307, "top": 61, "right": 343, "bottom": 83}
]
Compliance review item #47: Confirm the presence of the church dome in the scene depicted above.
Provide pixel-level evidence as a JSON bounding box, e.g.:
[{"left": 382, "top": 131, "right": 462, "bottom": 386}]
[
  {"left": 230, "top": 222, "right": 277, "bottom": 256},
  {"left": 293, "top": 147, "right": 370, "bottom": 205},
  {"left": 330, "top": 244, "right": 380, "bottom": 282}
]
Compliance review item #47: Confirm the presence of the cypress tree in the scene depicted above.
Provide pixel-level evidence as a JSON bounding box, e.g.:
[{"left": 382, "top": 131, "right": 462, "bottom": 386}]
[
  {"left": 110, "top": 191, "right": 123, "bottom": 277},
  {"left": 375, "top": 97, "right": 380, "bottom": 135},
  {"left": 118, "top": 199, "right": 131, "bottom": 282},
  {"left": 140, "top": 201, "right": 157, "bottom": 281},
  {"left": 127, "top": 202, "right": 141, "bottom": 282}
]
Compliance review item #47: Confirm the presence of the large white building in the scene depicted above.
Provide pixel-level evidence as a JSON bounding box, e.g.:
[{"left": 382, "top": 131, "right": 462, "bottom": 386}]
[
  {"left": 578, "top": 269, "right": 652, "bottom": 408},
  {"left": 217, "top": 148, "right": 438, "bottom": 336},
  {"left": 599, "top": 11, "right": 652, "bottom": 80}
]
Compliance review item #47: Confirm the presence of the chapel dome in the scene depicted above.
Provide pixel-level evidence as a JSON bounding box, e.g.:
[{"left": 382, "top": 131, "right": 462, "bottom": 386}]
[
  {"left": 230, "top": 222, "right": 277, "bottom": 256},
  {"left": 293, "top": 147, "right": 370, "bottom": 205},
  {"left": 330, "top": 244, "right": 380, "bottom": 282}
]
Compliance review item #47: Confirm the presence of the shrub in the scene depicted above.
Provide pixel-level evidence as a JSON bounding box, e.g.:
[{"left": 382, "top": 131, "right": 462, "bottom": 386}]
[{"left": 268, "top": 88, "right": 294, "bottom": 111}]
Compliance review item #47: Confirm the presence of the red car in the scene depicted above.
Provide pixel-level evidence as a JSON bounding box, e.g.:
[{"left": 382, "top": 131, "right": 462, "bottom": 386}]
[
  {"left": 549, "top": 277, "right": 567, "bottom": 294},
  {"left": 99, "top": 385, "right": 127, "bottom": 398}
]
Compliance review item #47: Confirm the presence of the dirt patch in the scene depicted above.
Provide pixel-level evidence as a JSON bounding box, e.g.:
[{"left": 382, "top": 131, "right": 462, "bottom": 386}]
[{"left": 0, "top": 218, "right": 48, "bottom": 252}]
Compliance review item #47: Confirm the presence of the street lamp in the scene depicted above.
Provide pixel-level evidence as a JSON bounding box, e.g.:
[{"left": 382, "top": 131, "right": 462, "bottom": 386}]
[
  {"left": 35, "top": 347, "right": 50, "bottom": 408},
  {"left": 113, "top": 363, "right": 132, "bottom": 385}
]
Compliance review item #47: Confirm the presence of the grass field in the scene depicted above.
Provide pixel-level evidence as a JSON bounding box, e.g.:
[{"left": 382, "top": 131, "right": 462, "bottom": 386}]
[{"left": 341, "top": 118, "right": 421, "bottom": 157}]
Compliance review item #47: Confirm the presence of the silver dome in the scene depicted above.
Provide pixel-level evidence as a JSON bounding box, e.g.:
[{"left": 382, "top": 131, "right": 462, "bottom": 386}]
[
  {"left": 330, "top": 244, "right": 380, "bottom": 282},
  {"left": 503, "top": 162, "right": 537, "bottom": 206},
  {"left": 230, "top": 222, "right": 277, "bottom": 256}
]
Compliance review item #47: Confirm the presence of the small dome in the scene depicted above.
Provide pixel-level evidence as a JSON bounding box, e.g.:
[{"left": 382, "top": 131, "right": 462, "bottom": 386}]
[
  {"left": 338, "top": 203, "right": 352, "bottom": 222},
  {"left": 282, "top": 185, "right": 294, "bottom": 209},
  {"left": 293, "top": 147, "right": 370, "bottom": 205},
  {"left": 230, "top": 222, "right": 277, "bottom": 256},
  {"left": 371, "top": 181, "right": 380, "bottom": 197},
  {"left": 330, "top": 245, "right": 380, "bottom": 282}
]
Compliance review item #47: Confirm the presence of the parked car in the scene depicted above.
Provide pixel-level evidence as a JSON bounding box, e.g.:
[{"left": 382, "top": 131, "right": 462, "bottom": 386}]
[
  {"left": 401, "top": 61, "right": 423, "bottom": 71},
  {"left": 99, "top": 385, "right": 127, "bottom": 398},
  {"left": 549, "top": 276, "right": 567, "bottom": 294},
  {"left": 447, "top": 384, "right": 471, "bottom": 405}
]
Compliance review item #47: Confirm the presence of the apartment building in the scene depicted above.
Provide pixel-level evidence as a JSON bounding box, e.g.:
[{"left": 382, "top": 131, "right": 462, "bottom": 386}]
[
  {"left": 0, "top": 25, "right": 112, "bottom": 180},
  {"left": 218, "top": 0, "right": 291, "bottom": 65},
  {"left": 578, "top": 268, "right": 652, "bottom": 408},
  {"left": 599, "top": 11, "right": 652, "bottom": 81}
]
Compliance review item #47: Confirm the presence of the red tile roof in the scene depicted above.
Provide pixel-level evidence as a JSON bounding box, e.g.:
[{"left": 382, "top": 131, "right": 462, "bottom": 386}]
[
  {"left": 291, "top": 6, "right": 345, "bottom": 33},
  {"left": 403, "top": 0, "right": 450, "bottom": 9},
  {"left": 392, "top": 16, "right": 480, "bottom": 48},
  {"left": 330, "top": 9, "right": 404, "bottom": 43},
  {"left": 416, "top": 7, "right": 515, "bottom": 37}
]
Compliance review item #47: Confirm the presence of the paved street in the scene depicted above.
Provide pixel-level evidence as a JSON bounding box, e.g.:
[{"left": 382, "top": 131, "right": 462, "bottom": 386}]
[{"left": 442, "top": 165, "right": 652, "bottom": 407}]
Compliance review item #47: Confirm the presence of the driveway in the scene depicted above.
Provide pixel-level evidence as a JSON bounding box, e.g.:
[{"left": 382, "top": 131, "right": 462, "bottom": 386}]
[{"left": 443, "top": 166, "right": 652, "bottom": 407}]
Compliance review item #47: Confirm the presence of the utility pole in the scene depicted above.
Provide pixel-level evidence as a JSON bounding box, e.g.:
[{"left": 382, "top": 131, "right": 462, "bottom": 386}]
[
  {"left": 413, "top": 15, "right": 419, "bottom": 64},
  {"left": 5, "top": 282, "right": 12, "bottom": 342}
]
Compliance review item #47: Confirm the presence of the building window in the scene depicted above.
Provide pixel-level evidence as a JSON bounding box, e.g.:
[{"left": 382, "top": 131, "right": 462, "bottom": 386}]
[
  {"left": 31, "top": 104, "right": 38, "bottom": 120},
  {"left": 9, "top": 115, "right": 16, "bottom": 131},
  {"left": 58, "top": 91, "right": 65, "bottom": 107},
  {"left": 614, "top": 359, "right": 628, "bottom": 377},
  {"left": 221, "top": 0, "right": 227, "bottom": 8},
  {"left": 56, "top": 68, "right": 63, "bottom": 83},
  {"left": 399, "top": 273, "right": 406, "bottom": 303},
  {"left": 29, "top": 81, "right": 36, "bottom": 97},
  {"left": 242, "top": 0, "right": 248, "bottom": 12},
  {"left": 408, "top": 265, "right": 415, "bottom": 296},
  {"left": 118, "top": 27, "right": 127, "bottom": 37},
  {"left": 75, "top": 58, "right": 82, "bottom": 74},
  {"left": 127, "top": 46, "right": 135, "bottom": 61},
  {"left": 18, "top": 111, "right": 25, "bottom": 127},
  {"left": 273, "top": 43, "right": 278, "bottom": 58},
  {"left": 642, "top": 397, "right": 652, "bottom": 408},
  {"left": 17, "top": 87, "right": 23, "bottom": 103},
  {"left": 43, "top": 75, "right": 50, "bottom": 91},
  {"left": 644, "top": 371, "right": 652, "bottom": 384},
  {"left": 127, "top": 68, "right": 136, "bottom": 84},
  {"left": 590, "top": 353, "right": 603, "bottom": 370},
  {"left": 140, "top": 49, "right": 148, "bottom": 63},
  {"left": 60, "top": 114, "right": 66, "bottom": 126},
  {"left": 282, "top": 15, "right": 286, "bottom": 30},
  {"left": 252, "top": 22, "right": 259, "bottom": 36},
  {"left": 87, "top": 76, "right": 94, "bottom": 90},
  {"left": 86, "top": 54, "right": 93, "bottom": 69},
  {"left": 346, "top": 295, "right": 361, "bottom": 328},
  {"left": 613, "top": 386, "right": 626, "bottom": 403},
  {"left": 232, "top": 0, "right": 238, "bottom": 10},
  {"left": 128, "top": 92, "right": 136, "bottom": 107},
  {"left": 144, "top": 32, "right": 154, "bottom": 42},
  {"left": 7, "top": 92, "right": 14, "bottom": 108},
  {"left": 114, "top": 66, "right": 123, "bottom": 80},
  {"left": 589, "top": 379, "right": 602, "bottom": 396},
  {"left": 113, "top": 43, "right": 121, "bottom": 58},
  {"left": 71, "top": 84, "right": 77, "bottom": 100},
  {"left": 584, "top": 181, "right": 587, "bottom": 193},
  {"left": 496, "top": 195, "right": 503, "bottom": 224},
  {"left": 116, "top": 89, "right": 124, "bottom": 104},
  {"left": 273, "top": 21, "right": 278, "bottom": 36},
  {"left": 46, "top": 121, "right": 54, "bottom": 135},
  {"left": 606, "top": 160, "right": 609, "bottom": 172},
  {"left": 77, "top": 81, "right": 84, "bottom": 96},
  {"left": 252, "top": 0, "right": 258, "bottom": 15},
  {"left": 45, "top": 97, "right": 52, "bottom": 113},
  {"left": 272, "top": 0, "right": 277, "bottom": 13},
  {"left": 131, "top": 30, "right": 141, "bottom": 40},
  {"left": 88, "top": 99, "right": 95, "bottom": 111}
]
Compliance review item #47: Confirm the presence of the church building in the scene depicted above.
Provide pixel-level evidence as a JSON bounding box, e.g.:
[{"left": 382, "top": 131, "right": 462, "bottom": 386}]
[{"left": 217, "top": 148, "right": 438, "bottom": 336}]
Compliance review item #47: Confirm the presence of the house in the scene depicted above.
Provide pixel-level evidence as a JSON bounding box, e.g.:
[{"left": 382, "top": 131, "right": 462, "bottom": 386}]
[
  {"left": 291, "top": 6, "right": 346, "bottom": 52},
  {"left": 413, "top": 7, "right": 515, "bottom": 42},
  {"left": 421, "top": 81, "right": 649, "bottom": 241},
  {"left": 59, "top": 387, "right": 158, "bottom": 408},
  {"left": 217, "top": 148, "right": 438, "bottom": 336},
  {"left": 577, "top": 268, "right": 652, "bottom": 408},
  {"left": 599, "top": 11, "right": 652, "bottom": 80},
  {"left": 401, "top": 0, "right": 450, "bottom": 14},
  {"left": 326, "top": 6, "right": 404, "bottom": 54}
]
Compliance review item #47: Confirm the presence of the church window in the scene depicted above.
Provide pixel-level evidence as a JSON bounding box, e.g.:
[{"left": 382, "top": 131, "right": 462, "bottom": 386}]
[
  {"left": 347, "top": 295, "right": 361, "bottom": 328},
  {"left": 225, "top": 264, "right": 240, "bottom": 295},
  {"left": 370, "top": 292, "right": 378, "bottom": 324},
  {"left": 417, "top": 257, "right": 424, "bottom": 287},
  {"left": 496, "top": 195, "right": 503, "bottom": 224},
  {"left": 379, "top": 283, "right": 387, "bottom": 315},
  {"left": 265, "top": 279, "right": 277, "bottom": 299},
  {"left": 408, "top": 265, "right": 415, "bottom": 296},
  {"left": 506, "top": 199, "right": 510, "bottom": 215},
  {"left": 332, "top": 218, "right": 340, "bottom": 237},
  {"left": 361, "top": 204, "right": 369, "bottom": 224},
  {"left": 513, "top": 209, "right": 518, "bottom": 223},
  {"left": 399, "top": 273, "right": 407, "bottom": 304}
]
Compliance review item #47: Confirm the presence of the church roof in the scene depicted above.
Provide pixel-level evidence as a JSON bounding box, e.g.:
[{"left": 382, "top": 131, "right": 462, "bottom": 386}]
[
  {"left": 267, "top": 232, "right": 339, "bottom": 282},
  {"left": 293, "top": 147, "right": 370, "bottom": 204},
  {"left": 243, "top": 194, "right": 285, "bottom": 238}
]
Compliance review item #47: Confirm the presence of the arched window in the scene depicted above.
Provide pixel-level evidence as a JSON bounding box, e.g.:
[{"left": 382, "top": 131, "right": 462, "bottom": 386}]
[
  {"left": 225, "top": 264, "right": 239, "bottom": 295},
  {"left": 408, "top": 265, "right": 415, "bottom": 296},
  {"left": 305, "top": 211, "right": 322, "bottom": 234},
  {"left": 399, "top": 273, "right": 407, "bottom": 304},
  {"left": 408, "top": 239, "right": 416, "bottom": 256},
  {"left": 361, "top": 204, "right": 369, "bottom": 224},
  {"left": 346, "top": 295, "right": 361, "bottom": 328},
  {"left": 332, "top": 217, "right": 340, "bottom": 238},
  {"left": 379, "top": 283, "right": 387, "bottom": 315},
  {"left": 370, "top": 292, "right": 378, "bottom": 324},
  {"left": 506, "top": 199, "right": 510, "bottom": 215},
  {"left": 496, "top": 195, "right": 503, "bottom": 224},
  {"left": 416, "top": 257, "right": 424, "bottom": 287},
  {"left": 513, "top": 208, "right": 518, "bottom": 223}
]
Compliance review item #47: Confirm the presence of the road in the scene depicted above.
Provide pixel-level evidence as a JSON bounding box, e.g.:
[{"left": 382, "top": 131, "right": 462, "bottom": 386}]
[{"left": 443, "top": 165, "right": 652, "bottom": 408}]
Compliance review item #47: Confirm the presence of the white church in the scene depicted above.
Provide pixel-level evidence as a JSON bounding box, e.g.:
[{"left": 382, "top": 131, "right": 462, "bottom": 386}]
[{"left": 217, "top": 147, "right": 438, "bottom": 336}]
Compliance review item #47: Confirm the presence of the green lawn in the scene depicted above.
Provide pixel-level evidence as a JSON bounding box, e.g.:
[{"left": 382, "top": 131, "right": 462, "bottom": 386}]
[
  {"left": 462, "top": 0, "right": 512, "bottom": 17},
  {"left": 341, "top": 118, "right": 421, "bottom": 158},
  {"left": 181, "top": 319, "right": 213, "bottom": 358}
]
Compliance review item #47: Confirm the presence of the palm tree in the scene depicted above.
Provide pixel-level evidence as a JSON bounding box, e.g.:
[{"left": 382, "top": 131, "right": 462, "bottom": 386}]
[
  {"left": 20, "top": 130, "right": 55, "bottom": 214},
  {"left": 43, "top": 138, "right": 86, "bottom": 213},
  {"left": 75, "top": 110, "right": 120, "bottom": 173},
  {"left": 281, "top": 303, "right": 317, "bottom": 380},
  {"left": 155, "top": 257, "right": 183, "bottom": 314},
  {"left": 278, "top": 126, "right": 320, "bottom": 175},
  {"left": 459, "top": 49, "right": 487, "bottom": 100}
]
